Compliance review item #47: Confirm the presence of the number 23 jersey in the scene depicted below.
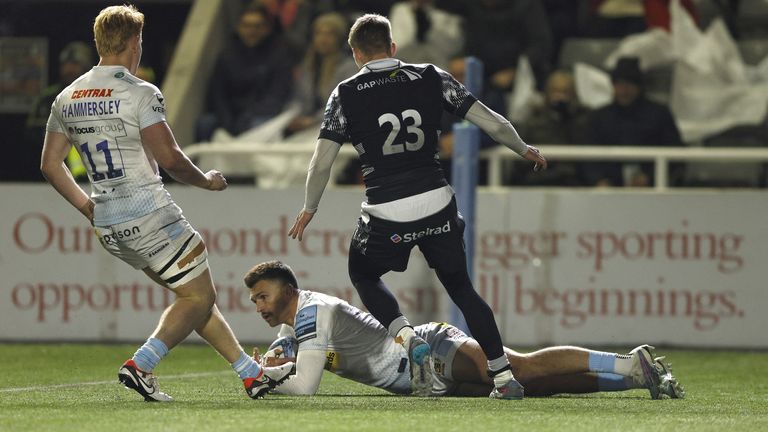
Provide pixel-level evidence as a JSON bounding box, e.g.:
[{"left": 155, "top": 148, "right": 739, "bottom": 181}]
[
  {"left": 46, "top": 65, "right": 173, "bottom": 226},
  {"left": 319, "top": 59, "right": 476, "bottom": 205}
]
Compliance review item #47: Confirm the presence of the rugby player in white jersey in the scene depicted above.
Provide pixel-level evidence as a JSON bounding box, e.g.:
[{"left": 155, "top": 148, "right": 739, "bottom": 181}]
[
  {"left": 40, "top": 5, "right": 293, "bottom": 402},
  {"left": 245, "top": 261, "right": 684, "bottom": 399}
]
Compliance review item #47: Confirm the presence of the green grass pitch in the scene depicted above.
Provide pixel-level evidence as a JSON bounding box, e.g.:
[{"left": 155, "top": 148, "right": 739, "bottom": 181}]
[{"left": 1, "top": 343, "right": 766, "bottom": 431}]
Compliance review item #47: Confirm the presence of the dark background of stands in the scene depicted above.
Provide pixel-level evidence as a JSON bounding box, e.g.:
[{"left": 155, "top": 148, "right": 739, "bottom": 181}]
[{"left": 0, "top": 0, "right": 192, "bottom": 182}]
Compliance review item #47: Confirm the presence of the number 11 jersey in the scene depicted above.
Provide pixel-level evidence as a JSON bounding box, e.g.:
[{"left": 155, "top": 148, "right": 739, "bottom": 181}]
[{"left": 46, "top": 65, "right": 173, "bottom": 226}]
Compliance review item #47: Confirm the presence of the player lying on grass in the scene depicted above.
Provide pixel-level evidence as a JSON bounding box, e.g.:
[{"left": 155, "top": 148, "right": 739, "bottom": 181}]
[{"left": 244, "top": 260, "right": 684, "bottom": 398}]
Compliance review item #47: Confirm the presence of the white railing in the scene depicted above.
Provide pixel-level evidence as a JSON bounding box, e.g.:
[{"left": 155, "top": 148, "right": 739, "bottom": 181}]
[{"left": 184, "top": 143, "right": 768, "bottom": 191}]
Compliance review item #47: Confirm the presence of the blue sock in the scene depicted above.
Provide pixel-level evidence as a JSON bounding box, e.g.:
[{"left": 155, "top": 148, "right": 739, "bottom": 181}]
[
  {"left": 597, "top": 373, "right": 633, "bottom": 391},
  {"left": 132, "top": 337, "right": 169, "bottom": 372},
  {"left": 588, "top": 351, "right": 616, "bottom": 373},
  {"left": 231, "top": 351, "right": 263, "bottom": 380}
]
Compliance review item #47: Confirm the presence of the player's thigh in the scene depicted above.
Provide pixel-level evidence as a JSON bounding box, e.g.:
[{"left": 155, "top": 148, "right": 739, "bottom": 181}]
[
  {"left": 417, "top": 201, "right": 468, "bottom": 272},
  {"left": 348, "top": 216, "right": 412, "bottom": 274},
  {"left": 143, "top": 266, "right": 215, "bottom": 302},
  {"left": 417, "top": 322, "right": 486, "bottom": 395},
  {"left": 451, "top": 338, "right": 491, "bottom": 385}
]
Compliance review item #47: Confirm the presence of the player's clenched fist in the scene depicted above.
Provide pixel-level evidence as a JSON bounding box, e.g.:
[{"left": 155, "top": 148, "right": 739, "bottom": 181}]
[{"left": 205, "top": 170, "right": 228, "bottom": 191}]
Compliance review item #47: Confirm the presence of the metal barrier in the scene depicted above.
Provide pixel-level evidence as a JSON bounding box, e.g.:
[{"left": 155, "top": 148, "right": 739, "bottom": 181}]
[{"left": 184, "top": 143, "right": 768, "bottom": 191}]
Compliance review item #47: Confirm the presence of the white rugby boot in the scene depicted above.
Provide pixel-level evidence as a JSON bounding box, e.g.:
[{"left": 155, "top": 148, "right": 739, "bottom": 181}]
[
  {"left": 243, "top": 362, "right": 296, "bottom": 399},
  {"left": 118, "top": 359, "right": 173, "bottom": 402}
]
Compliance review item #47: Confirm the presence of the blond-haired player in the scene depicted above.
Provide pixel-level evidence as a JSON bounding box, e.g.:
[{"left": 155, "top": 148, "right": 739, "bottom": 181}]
[{"left": 40, "top": 4, "right": 293, "bottom": 401}]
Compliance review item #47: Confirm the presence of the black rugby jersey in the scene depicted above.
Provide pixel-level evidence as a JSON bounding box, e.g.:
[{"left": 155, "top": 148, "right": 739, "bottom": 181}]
[{"left": 319, "top": 58, "right": 476, "bottom": 204}]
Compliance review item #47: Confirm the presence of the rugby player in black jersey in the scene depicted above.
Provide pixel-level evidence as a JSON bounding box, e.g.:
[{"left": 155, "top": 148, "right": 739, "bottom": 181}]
[{"left": 288, "top": 13, "right": 547, "bottom": 399}]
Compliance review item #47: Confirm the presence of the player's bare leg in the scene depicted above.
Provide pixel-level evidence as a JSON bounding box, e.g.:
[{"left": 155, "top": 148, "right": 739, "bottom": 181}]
[
  {"left": 193, "top": 301, "right": 302, "bottom": 399},
  {"left": 120, "top": 268, "right": 293, "bottom": 400},
  {"left": 449, "top": 340, "right": 659, "bottom": 397},
  {"left": 194, "top": 304, "right": 242, "bottom": 363},
  {"left": 145, "top": 268, "right": 217, "bottom": 348},
  {"left": 118, "top": 269, "right": 216, "bottom": 401}
]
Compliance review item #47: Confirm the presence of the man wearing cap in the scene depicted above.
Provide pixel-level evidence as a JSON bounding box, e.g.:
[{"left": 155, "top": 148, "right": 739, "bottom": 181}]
[{"left": 585, "top": 56, "right": 682, "bottom": 186}]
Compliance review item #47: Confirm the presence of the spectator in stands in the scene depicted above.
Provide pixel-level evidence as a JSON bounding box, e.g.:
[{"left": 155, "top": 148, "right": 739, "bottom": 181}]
[
  {"left": 585, "top": 57, "right": 682, "bottom": 187},
  {"left": 25, "top": 41, "right": 95, "bottom": 181},
  {"left": 197, "top": 3, "right": 296, "bottom": 141},
  {"left": 518, "top": 69, "right": 590, "bottom": 186},
  {"left": 388, "top": 0, "right": 464, "bottom": 69},
  {"left": 284, "top": 12, "right": 357, "bottom": 137}
]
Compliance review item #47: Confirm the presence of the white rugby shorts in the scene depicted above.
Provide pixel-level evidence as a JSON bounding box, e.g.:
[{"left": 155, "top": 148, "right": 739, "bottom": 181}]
[
  {"left": 94, "top": 203, "right": 209, "bottom": 289},
  {"left": 415, "top": 322, "right": 471, "bottom": 396}
]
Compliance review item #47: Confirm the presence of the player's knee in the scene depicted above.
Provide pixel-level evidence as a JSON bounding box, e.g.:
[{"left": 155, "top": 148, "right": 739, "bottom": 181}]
[
  {"left": 436, "top": 266, "right": 471, "bottom": 287},
  {"left": 175, "top": 277, "right": 217, "bottom": 309}
]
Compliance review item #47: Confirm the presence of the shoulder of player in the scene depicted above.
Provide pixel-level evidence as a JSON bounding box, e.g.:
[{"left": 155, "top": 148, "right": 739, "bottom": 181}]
[
  {"left": 129, "top": 80, "right": 162, "bottom": 98},
  {"left": 400, "top": 61, "right": 437, "bottom": 74},
  {"left": 300, "top": 290, "right": 344, "bottom": 310}
]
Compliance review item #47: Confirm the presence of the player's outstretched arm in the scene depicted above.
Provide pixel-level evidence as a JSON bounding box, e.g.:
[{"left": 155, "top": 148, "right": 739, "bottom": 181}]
[
  {"left": 266, "top": 349, "right": 326, "bottom": 396},
  {"left": 141, "top": 121, "right": 228, "bottom": 190},
  {"left": 40, "top": 131, "right": 94, "bottom": 224},
  {"left": 288, "top": 138, "right": 340, "bottom": 241},
  {"left": 464, "top": 101, "right": 547, "bottom": 172}
]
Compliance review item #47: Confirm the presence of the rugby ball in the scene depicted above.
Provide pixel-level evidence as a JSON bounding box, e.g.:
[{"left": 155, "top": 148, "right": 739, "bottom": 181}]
[{"left": 267, "top": 336, "right": 299, "bottom": 358}]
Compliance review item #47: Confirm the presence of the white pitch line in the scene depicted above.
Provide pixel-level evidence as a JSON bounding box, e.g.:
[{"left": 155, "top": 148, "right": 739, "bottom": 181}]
[{"left": 0, "top": 370, "right": 231, "bottom": 393}]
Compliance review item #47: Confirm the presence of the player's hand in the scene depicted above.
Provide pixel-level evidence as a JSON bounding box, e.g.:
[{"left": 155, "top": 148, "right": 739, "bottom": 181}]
[
  {"left": 205, "top": 170, "right": 228, "bottom": 191},
  {"left": 252, "top": 347, "right": 294, "bottom": 367},
  {"left": 523, "top": 145, "right": 547, "bottom": 172},
  {"left": 288, "top": 209, "right": 315, "bottom": 241}
]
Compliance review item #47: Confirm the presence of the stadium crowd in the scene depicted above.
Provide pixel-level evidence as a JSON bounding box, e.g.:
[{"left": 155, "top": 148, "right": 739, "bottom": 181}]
[{"left": 5, "top": 0, "right": 768, "bottom": 187}]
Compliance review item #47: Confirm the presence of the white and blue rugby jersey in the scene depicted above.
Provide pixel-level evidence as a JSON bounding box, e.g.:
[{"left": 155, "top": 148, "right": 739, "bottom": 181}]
[
  {"left": 46, "top": 65, "right": 173, "bottom": 226},
  {"left": 279, "top": 290, "right": 412, "bottom": 394}
]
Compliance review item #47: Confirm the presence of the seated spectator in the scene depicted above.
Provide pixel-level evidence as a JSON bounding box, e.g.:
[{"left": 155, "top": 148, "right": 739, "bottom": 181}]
[
  {"left": 197, "top": 3, "right": 296, "bottom": 141},
  {"left": 518, "top": 69, "right": 590, "bottom": 185},
  {"left": 389, "top": 0, "right": 463, "bottom": 69},
  {"left": 284, "top": 12, "right": 357, "bottom": 136},
  {"left": 25, "top": 41, "right": 95, "bottom": 181},
  {"left": 585, "top": 57, "right": 682, "bottom": 187}
]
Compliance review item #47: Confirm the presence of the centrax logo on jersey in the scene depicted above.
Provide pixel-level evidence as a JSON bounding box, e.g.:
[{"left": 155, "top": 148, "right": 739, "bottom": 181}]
[{"left": 71, "top": 88, "right": 114, "bottom": 99}]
